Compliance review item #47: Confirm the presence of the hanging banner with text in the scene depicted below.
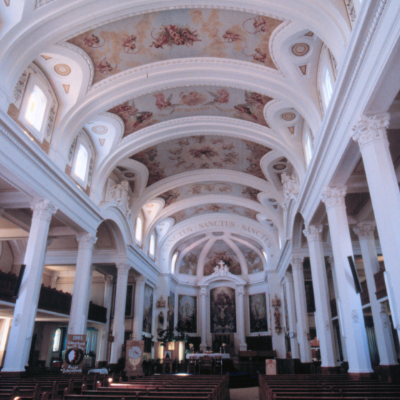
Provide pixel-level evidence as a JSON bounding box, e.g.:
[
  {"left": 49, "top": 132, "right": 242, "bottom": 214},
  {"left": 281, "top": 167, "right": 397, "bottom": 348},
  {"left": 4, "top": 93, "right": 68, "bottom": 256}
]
[
  {"left": 62, "top": 334, "right": 86, "bottom": 373},
  {"left": 125, "top": 340, "right": 145, "bottom": 376}
]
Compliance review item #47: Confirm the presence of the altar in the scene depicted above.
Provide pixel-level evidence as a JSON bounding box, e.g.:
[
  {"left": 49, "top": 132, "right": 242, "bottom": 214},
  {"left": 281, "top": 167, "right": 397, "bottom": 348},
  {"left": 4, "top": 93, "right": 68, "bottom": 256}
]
[{"left": 186, "top": 353, "right": 230, "bottom": 359}]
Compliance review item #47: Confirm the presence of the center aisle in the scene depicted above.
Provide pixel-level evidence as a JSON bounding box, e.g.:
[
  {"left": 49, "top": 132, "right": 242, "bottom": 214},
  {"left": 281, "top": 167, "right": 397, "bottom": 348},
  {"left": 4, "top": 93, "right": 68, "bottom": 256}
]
[{"left": 230, "top": 387, "right": 259, "bottom": 400}]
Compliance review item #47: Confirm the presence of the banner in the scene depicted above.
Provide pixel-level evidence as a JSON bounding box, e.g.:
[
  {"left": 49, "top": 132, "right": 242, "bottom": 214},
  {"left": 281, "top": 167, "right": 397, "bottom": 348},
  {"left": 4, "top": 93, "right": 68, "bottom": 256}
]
[
  {"left": 62, "top": 334, "right": 86, "bottom": 373},
  {"left": 125, "top": 340, "right": 144, "bottom": 376}
]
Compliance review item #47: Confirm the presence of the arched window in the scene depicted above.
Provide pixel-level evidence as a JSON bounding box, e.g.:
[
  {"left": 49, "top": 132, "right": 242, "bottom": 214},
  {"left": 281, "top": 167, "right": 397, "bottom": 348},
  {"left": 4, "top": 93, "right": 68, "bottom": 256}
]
[
  {"left": 135, "top": 216, "right": 143, "bottom": 245},
  {"left": 324, "top": 68, "right": 333, "bottom": 103},
  {"left": 73, "top": 143, "right": 89, "bottom": 182},
  {"left": 304, "top": 130, "right": 313, "bottom": 166},
  {"left": 52, "top": 328, "right": 61, "bottom": 352},
  {"left": 171, "top": 252, "right": 179, "bottom": 274},
  {"left": 149, "top": 232, "right": 156, "bottom": 258},
  {"left": 262, "top": 250, "right": 268, "bottom": 263}
]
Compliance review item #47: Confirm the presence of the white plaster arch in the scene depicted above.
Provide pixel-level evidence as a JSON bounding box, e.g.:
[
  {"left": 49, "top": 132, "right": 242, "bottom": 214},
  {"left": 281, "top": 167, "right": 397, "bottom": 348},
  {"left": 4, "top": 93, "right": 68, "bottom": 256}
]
[{"left": 199, "top": 270, "right": 246, "bottom": 287}]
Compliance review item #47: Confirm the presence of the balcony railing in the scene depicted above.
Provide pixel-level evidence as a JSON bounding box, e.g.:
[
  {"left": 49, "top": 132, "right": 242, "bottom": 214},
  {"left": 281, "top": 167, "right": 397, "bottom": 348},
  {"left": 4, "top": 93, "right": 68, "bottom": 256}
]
[
  {"left": 0, "top": 270, "right": 107, "bottom": 323},
  {"left": 374, "top": 270, "right": 387, "bottom": 300}
]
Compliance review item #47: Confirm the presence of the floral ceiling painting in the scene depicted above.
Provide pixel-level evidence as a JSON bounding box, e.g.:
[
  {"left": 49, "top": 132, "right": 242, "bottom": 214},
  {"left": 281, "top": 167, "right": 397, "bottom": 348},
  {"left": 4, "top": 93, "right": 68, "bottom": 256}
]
[
  {"left": 204, "top": 240, "right": 241, "bottom": 276},
  {"left": 68, "top": 9, "right": 283, "bottom": 84},
  {"left": 159, "top": 181, "right": 261, "bottom": 208},
  {"left": 171, "top": 203, "right": 259, "bottom": 225},
  {"left": 109, "top": 86, "right": 273, "bottom": 137},
  {"left": 233, "top": 240, "right": 264, "bottom": 274},
  {"left": 130, "top": 135, "right": 271, "bottom": 186}
]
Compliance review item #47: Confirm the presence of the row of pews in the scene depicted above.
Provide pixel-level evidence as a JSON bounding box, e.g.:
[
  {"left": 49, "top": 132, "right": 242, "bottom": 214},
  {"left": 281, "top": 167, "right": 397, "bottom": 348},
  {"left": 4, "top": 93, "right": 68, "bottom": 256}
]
[
  {"left": 0, "top": 373, "right": 119, "bottom": 400},
  {"left": 259, "top": 374, "right": 400, "bottom": 400},
  {"left": 0, "top": 373, "right": 229, "bottom": 400},
  {"left": 68, "top": 374, "right": 230, "bottom": 400}
]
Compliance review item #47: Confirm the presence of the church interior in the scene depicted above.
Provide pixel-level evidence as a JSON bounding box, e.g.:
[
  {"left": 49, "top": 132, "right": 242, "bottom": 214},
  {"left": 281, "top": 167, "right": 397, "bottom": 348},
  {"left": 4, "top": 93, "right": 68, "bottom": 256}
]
[{"left": 1, "top": 0, "right": 400, "bottom": 398}]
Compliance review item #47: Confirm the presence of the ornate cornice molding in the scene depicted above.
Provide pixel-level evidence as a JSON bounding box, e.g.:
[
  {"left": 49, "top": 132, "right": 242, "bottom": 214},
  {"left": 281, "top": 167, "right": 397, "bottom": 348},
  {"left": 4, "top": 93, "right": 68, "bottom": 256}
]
[
  {"left": 31, "top": 198, "right": 57, "bottom": 221},
  {"left": 352, "top": 113, "right": 390, "bottom": 149},
  {"left": 321, "top": 185, "right": 347, "bottom": 209},
  {"left": 353, "top": 222, "right": 376, "bottom": 239},
  {"left": 76, "top": 232, "right": 98, "bottom": 249},
  {"left": 303, "top": 224, "right": 323, "bottom": 242}
]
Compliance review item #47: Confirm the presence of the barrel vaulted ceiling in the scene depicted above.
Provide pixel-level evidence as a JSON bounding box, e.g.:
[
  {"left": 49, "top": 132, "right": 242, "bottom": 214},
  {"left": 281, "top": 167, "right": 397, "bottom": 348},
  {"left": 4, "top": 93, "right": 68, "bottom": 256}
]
[{"left": 0, "top": 0, "right": 352, "bottom": 279}]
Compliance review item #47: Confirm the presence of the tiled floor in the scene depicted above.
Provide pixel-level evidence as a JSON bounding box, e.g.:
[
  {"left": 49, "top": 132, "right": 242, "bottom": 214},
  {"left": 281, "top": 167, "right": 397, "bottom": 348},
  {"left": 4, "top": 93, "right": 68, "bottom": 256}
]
[{"left": 230, "top": 386, "right": 259, "bottom": 400}]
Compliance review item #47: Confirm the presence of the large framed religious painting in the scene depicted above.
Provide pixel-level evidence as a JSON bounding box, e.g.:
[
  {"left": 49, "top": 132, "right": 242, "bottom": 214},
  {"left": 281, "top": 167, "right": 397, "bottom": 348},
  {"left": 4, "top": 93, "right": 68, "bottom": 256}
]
[
  {"left": 210, "top": 287, "right": 236, "bottom": 333},
  {"left": 249, "top": 293, "right": 268, "bottom": 333},
  {"left": 178, "top": 295, "right": 197, "bottom": 333},
  {"left": 142, "top": 284, "right": 153, "bottom": 333},
  {"left": 168, "top": 291, "right": 175, "bottom": 329}
]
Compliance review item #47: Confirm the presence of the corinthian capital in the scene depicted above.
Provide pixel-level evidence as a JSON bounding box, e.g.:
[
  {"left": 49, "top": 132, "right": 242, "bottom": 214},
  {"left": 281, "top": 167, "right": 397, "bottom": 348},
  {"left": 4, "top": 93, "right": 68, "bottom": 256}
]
[
  {"left": 353, "top": 222, "right": 376, "bottom": 239},
  {"left": 352, "top": 113, "right": 390, "bottom": 149},
  {"left": 291, "top": 257, "right": 305, "bottom": 269},
  {"left": 31, "top": 198, "right": 57, "bottom": 221},
  {"left": 321, "top": 185, "right": 347, "bottom": 208},
  {"left": 76, "top": 232, "right": 97, "bottom": 249},
  {"left": 303, "top": 225, "right": 323, "bottom": 242},
  {"left": 116, "top": 263, "right": 131, "bottom": 276}
]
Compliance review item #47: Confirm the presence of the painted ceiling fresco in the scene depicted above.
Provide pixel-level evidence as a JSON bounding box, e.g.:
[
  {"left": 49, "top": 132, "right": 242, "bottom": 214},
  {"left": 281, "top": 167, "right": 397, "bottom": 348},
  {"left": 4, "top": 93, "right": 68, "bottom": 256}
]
[
  {"left": 234, "top": 240, "right": 264, "bottom": 274},
  {"left": 171, "top": 203, "right": 259, "bottom": 224},
  {"left": 68, "top": 9, "right": 283, "bottom": 84},
  {"left": 204, "top": 240, "right": 241, "bottom": 276},
  {"left": 178, "top": 242, "right": 204, "bottom": 276},
  {"left": 130, "top": 135, "right": 271, "bottom": 186},
  {"left": 232, "top": 233, "right": 264, "bottom": 251},
  {"left": 109, "top": 86, "right": 273, "bottom": 137},
  {"left": 159, "top": 181, "right": 261, "bottom": 207},
  {"left": 175, "top": 234, "right": 206, "bottom": 253}
]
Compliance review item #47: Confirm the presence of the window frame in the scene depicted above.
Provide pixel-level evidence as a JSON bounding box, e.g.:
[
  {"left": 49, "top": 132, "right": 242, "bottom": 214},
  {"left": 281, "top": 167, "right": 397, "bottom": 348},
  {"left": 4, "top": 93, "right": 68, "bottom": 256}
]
[
  {"left": 71, "top": 135, "right": 93, "bottom": 189},
  {"left": 19, "top": 74, "right": 51, "bottom": 143},
  {"left": 148, "top": 231, "right": 156, "bottom": 259},
  {"left": 135, "top": 215, "right": 144, "bottom": 246},
  {"left": 171, "top": 251, "right": 179, "bottom": 274}
]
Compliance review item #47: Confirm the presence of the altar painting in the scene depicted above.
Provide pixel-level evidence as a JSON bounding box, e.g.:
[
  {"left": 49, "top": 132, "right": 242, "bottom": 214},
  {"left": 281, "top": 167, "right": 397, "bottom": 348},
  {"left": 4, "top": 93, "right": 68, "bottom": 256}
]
[
  {"left": 249, "top": 293, "right": 268, "bottom": 332},
  {"left": 168, "top": 292, "right": 175, "bottom": 329},
  {"left": 178, "top": 295, "right": 197, "bottom": 333},
  {"left": 210, "top": 287, "right": 236, "bottom": 333},
  {"left": 142, "top": 284, "right": 153, "bottom": 333}
]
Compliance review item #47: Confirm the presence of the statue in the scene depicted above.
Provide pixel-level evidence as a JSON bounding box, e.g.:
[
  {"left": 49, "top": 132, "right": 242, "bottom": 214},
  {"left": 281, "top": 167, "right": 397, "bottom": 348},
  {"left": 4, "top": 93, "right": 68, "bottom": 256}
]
[
  {"left": 274, "top": 306, "right": 282, "bottom": 334},
  {"left": 213, "top": 260, "right": 230, "bottom": 275},
  {"left": 109, "top": 180, "right": 131, "bottom": 217},
  {"left": 281, "top": 173, "right": 299, "bottom": 209}
]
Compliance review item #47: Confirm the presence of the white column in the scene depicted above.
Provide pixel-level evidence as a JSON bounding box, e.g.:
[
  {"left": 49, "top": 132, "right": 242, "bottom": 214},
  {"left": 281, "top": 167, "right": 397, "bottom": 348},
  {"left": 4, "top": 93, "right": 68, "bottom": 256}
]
[
  {"left": 322, "top": 186, "right": 373, "bottom": 374},
  {"left": 97, "top": 275, "right": 114, "bottom": 363},
  {"left": 292, "top": 258, "right": 312, "bottom": 363},
  {"left": 353, "top": 222, "right": 397, "bottom": 366},
  {"left": 284, "top": 272, "right": 300, "bottom": 359},
  {"left": 110, "top": 263, "right": 130, "bottom": 364},
  {"left": 68, "top": 233, "right": 97, "bottom": 335},
  {"left": 303, "top": 225, "right": 337, "bottom": 368},
  {"left": 352, "top": 114, "right": 400, "bottom": 333},
  {"left": 237, "top": 285, "right": 247, "bottom": 351},
  {"left": 3, "top": 198, "right": 57, "bottom": 372},
  {"left": 200, "top": 287, "right": 208, "bottom": 352},
  {"left": 327, "top": 257, "right": 348, "bottom": 363},
  {"left": 132, "top": 276, "right": 146, "bottom": 340}
]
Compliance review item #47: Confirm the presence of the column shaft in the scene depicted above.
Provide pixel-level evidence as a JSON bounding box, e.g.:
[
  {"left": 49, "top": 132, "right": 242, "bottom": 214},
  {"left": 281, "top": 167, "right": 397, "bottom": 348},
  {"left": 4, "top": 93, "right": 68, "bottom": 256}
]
[
  {"left": 3, "top": 199, "right": 56, "bottom": 372},
  {"left": 132, "top": 277, "right": 146, "bottom": 340},
  {"left": 237, "top": 286, "right": 247, "bottom": 351},
  {"left": 97, "top": 276, "right": 114, "bottom": 363},
  {"left": 353, "top": 114, "right": 400, "bottom": 332},
  {"left": 200, "top": 287, "right": 208, "bottom": 352},
  {"left": 284, "top": 272, "right": 300, "bottom": 358},
  {"left": 68, "top": 233, "right": 97, "bottom": 335},
  {"left": 354, "top": 223, "right": 397, "bottom": 366},
  {"left": 110, "top": 264, "right": 130, "bottom": 364},
  {"left": 322, "top": 186, "right": 373, "bottom": 374},
  {"left": 292, "top": 259, "right": 312, "bottom": 363},
  {"left": 304, "top": 226, "right": 337, "bottom": 368}
]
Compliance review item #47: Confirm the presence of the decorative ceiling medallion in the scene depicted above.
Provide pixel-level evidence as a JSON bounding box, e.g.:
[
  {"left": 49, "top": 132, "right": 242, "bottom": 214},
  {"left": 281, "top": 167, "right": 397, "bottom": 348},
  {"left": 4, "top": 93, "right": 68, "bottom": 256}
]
[
  {"left": 305, "top": 31, "right": 314, "bottom": 37},
  {"left": 62, "top": 84, "right": 70, "bottom": 93},
  {"left": 288, "top": 126, "right": 295, "bottom": 134},
  {"left": 92, "top": 125, "right": 108, "bottom": 134},
  {"left": 99, "top": 139, "right": 105, "bottom": 146},
  {"left": 41, "top": 55, "right": 52, "bottom": 60},
  {"left": 54, "top": 64, "right": 71, "bottom": 76},
  {"left": 299, "top": 65, "right": 307, "bottom": 75},
  {"left": 124, "top": 172, "right": 135, "bottom": 179},
  {"left": 282, "top": 112, "right": 296, "bottom": 121},
  {"left": 273, "top": 164, "right": 286, "bottom": 171},
  {"left": 292, "top": 43, "right": 310, "bottom": 57}
]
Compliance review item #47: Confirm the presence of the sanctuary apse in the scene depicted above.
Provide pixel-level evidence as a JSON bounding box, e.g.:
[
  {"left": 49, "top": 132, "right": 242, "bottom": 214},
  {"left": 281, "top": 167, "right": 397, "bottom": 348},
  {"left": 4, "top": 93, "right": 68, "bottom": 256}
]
[{"left": 0, "top": 0, "right": 399, "bottom": 383}]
